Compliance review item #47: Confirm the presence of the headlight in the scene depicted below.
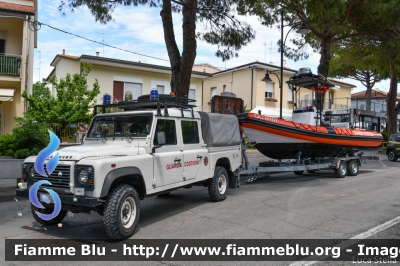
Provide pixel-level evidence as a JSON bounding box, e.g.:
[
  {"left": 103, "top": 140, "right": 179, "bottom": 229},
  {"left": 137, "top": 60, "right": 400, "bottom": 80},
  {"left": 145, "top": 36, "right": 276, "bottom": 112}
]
[
  {"left": 78, "top": 169, "right": 89, "bottom": 183},
  {"left": 78, "top": 167, "right": 93, "bottom": 183}
]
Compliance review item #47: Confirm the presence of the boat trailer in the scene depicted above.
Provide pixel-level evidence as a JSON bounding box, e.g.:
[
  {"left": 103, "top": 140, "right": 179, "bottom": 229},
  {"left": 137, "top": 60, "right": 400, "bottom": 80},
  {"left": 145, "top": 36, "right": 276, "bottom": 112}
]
[{"left": 235, "top": 142, "right": 380, "bottom": 184}]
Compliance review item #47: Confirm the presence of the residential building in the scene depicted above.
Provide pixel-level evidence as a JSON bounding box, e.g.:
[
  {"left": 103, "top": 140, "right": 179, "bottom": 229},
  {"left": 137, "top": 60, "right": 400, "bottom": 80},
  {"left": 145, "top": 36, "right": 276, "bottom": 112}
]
[
  {"left": 47, "top": 51, "right": 211, "bottom": 106},
  {"left": 202, "top": 62, "right": 355, "bottom": 112},
  {"left": 192, "top": 63, "right": 221, "bottom": 74},
  {"left": 351, "top": 89, "right": 400, "bottom": 131},
  {"left": 0, "top": 0, "right": 37, "bottom": 133}
]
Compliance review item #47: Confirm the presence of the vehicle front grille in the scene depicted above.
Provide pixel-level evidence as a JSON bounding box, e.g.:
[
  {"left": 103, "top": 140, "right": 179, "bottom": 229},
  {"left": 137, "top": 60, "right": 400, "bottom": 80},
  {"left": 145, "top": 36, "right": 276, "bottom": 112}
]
[{"left": 32, "top": 164, "right": 71, "bottom": 189}]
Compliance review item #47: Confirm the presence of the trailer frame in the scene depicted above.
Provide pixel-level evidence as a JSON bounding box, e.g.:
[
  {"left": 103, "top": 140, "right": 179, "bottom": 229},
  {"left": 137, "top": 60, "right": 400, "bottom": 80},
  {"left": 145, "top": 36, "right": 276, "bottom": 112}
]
[{"left": 234, "top": 143, "right": 380, "bottom": 184}]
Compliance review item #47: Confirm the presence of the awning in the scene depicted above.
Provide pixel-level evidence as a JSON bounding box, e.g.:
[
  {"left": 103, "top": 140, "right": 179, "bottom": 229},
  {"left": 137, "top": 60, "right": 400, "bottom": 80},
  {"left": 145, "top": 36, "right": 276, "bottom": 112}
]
[{"left": 0, "top": 88, "right": 15, "bottom": 101}]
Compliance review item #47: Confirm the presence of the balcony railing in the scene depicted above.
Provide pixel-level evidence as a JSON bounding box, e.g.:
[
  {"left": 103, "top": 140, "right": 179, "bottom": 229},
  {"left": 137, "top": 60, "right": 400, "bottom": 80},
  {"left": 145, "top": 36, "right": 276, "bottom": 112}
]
[
  {"left": 0, "top": 54, "right": 21, "bottom": 76},
  {"left": 299, "top": 97, "right": 388, "bottom": 113}
]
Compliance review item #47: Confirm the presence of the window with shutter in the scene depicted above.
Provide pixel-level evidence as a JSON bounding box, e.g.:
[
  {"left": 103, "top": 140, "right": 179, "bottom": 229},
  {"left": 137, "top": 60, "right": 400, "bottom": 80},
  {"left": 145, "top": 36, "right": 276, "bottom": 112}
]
[
  {"left": 125, "top": 82, "right": 142, "bottom": 100},
  {"left": 210, "top": 87, "right": 217, "bottom": 100},
  {"left": 156, "top": 85, "right": 164, "bottom": 95},
  {"left": 287, "top": 87, "right": 293, "bottom": 101},
  {"left": 265, "top": 83, "right": 274, "bottom": 98},
  {"left": 188, "top": 89, "right": 195, "bottom": 105}
]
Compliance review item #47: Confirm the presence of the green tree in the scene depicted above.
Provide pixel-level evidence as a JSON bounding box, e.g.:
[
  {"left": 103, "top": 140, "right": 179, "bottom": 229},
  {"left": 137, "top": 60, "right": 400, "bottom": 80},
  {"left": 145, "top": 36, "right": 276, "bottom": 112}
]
[
  {"left": 59, "top": 0, "right": 255, "bottom": 98},
  {"left": 22, "top": 63, "right": 101, "bottom": 131},
  {"left": 0, "top": 117, "right": 49, "bottom": 159},
  {"left": 329, "top": 48, "right": 385, "bottom": 111},
  {"left": 236, "top": 0, "right": 396, "bottom": 108}
]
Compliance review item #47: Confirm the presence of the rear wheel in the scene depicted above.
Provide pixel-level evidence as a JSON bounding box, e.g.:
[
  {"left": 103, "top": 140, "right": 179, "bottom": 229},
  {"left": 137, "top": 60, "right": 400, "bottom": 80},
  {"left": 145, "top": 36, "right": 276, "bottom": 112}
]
[
  {"left": 335, "top": 161, "right": 347, "bottom": 178},
  {"left": 208, "top": 166, "right": 228, "bottom": 202},
  {"left": 307, "top": 170, "right": 316, "bottom": 173},
  {"left": 388, "top": 150, "right": 398, "bottom": 162},
  {"left": 347, "top": 160, "right": 359, "bottom": 176}
]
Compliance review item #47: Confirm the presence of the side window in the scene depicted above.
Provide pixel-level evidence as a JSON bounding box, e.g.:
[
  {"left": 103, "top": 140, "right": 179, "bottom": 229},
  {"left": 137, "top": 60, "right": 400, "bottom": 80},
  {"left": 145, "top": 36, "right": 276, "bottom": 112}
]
[
  {"left": 181, "top": 120, "right": 199, "bottom": 144},
  {"left": 181, "top": 121, "right": 199, "bottom": 144},
  {"left": 154, "top": 119, "right": 177, "bottom": 145}
]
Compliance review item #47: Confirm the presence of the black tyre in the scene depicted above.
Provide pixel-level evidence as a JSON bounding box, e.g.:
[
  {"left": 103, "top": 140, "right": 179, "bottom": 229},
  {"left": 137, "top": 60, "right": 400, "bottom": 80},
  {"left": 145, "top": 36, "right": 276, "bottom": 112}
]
[
  {"left": 335, "top": 161, "right": 347, "bottom": 178},
  {"left": 347, "top": 160, "right": 359, "bottom": 176},
  {"left": 388, "top": 150, "right": 398, "bottom": 162},
  {"left": 294, "top": 171, "right": 304, "bottom": 175},
  {"left": 31, "top": 203, "right": 67, "bottom": 225},
  {"left": 104, "top": 185, "right": 140, "bottom": 240},
  {"left": 208, "top": 166, "right": 229, "bottom": 202},
  {"left": 307, "top": 170, "right": 316, "bottom": 173}
]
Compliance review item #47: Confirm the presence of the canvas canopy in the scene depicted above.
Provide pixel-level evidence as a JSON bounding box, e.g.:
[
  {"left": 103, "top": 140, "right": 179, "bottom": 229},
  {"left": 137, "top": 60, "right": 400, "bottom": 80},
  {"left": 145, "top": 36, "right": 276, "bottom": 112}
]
[{"left": 198, "top": 111, "right": 241, "bottom": 147}]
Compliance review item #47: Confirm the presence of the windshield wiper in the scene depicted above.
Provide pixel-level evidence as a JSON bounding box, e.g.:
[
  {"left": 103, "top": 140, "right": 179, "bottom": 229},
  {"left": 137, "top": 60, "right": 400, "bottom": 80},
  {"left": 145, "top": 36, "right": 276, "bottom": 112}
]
[{"left": 122, "top": 133, "right": 133, "bottom": 141}]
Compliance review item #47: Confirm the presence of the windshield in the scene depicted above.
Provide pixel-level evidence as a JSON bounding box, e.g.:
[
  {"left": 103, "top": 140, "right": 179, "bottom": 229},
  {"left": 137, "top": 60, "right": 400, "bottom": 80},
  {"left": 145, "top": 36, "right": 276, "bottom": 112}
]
[{"left": 87, "top": 113, "right": 153, "bottom": 138}]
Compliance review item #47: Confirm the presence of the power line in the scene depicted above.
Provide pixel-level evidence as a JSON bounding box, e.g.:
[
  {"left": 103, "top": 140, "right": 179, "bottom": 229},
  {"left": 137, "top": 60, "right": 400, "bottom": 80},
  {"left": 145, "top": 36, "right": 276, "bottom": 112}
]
[{"left": 31, "top": 19, "right": 169, "bottom": 62}]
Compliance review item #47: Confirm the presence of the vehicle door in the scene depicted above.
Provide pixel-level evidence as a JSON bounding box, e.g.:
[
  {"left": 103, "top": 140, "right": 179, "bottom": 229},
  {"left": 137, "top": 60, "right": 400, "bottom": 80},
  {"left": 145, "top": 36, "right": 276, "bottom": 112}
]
[
  {"left": 180, "top": 119, "right": 208, "bottom": 181},
  {"left": 152, "top": 118, "right": 183, "bottom": 187}
]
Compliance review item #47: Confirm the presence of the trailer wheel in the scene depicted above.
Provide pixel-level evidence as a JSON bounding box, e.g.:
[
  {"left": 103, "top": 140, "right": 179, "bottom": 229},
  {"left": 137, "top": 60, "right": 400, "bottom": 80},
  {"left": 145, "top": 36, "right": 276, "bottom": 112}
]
[
  {"left": 293, "top": 171, "right": 304, "bottom": 175},
  {"left": 347, "top": 160, "right": 359, "bottom": 176},
  {"left": 31, "top": 204, "right": 68, "bottom": 225},
  {"left": 104, "top": 184, "right": 140, "bottom": 239},
  {"left": 208, "top": 166, "right": 228, "bottom": 202},
  {"left": 387, "top": 150, "right": 398, "bottom": 162},
  {"left": 335, "top": 161, "right": 347, "bottom": 178}
]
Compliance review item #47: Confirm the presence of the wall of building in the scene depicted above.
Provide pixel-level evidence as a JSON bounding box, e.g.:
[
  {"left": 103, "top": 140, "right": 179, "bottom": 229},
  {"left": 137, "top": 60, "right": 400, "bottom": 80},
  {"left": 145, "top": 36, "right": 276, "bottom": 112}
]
[
  {"left": 0, "top": 17, "right": 23, "bottom": 56},
  {"left": 51, "top": 58, "right": 203, "bottom": 104},
  {"left": 203, "top": 68, "right": 299, "bottom": 111}
]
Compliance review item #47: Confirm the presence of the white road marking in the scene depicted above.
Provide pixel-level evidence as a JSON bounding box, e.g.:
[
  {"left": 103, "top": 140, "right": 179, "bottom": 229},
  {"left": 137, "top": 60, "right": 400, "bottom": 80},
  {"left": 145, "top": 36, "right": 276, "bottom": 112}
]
[{"left": 289, "top": 215, "right": 400, "bottom": 266}]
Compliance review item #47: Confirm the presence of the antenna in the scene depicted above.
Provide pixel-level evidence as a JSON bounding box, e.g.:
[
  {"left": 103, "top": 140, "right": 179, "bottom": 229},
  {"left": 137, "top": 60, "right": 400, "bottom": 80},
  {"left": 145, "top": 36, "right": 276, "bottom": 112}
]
[
  {"left": 264, "top": 43, "right": 266, "bottom": 63},
  {"left": 96, "top": 32, "right": 104, "bottom": 56},
  {"left": 269, "top": 41, "right": 273, "bottom": 65}
]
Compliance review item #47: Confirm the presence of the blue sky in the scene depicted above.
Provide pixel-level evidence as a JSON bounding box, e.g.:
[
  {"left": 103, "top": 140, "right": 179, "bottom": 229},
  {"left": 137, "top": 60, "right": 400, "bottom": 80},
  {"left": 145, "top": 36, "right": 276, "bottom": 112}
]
[{"left": 34, "top": 0, "right": 390, "bottom": 93}]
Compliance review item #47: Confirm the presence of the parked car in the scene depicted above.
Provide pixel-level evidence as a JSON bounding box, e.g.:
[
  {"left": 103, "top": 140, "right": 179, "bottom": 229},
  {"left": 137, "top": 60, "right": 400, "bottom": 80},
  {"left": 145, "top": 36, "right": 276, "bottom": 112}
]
[{"left": 386, "top": 134, "right": 400, "bottom": 161}]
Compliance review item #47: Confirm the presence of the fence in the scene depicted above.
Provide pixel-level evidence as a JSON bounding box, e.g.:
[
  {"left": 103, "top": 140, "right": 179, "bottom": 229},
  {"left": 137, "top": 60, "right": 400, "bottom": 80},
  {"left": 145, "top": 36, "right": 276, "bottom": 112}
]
[
  {"left": 50, "top": 123, "right": 87, "bottom": 143},
  {"left": 0, "top": 54, "right": 20, "bottom": 76}
]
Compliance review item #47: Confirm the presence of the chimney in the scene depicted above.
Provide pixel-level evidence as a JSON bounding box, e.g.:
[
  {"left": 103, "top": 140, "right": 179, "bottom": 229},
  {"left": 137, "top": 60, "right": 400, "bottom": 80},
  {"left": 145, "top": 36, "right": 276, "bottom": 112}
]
[
  {"left": 96, "top": 52, "right": 100, "bottom": 57},
  {"left": 62, "top": 49, "right": 65, "bottom": 55}
]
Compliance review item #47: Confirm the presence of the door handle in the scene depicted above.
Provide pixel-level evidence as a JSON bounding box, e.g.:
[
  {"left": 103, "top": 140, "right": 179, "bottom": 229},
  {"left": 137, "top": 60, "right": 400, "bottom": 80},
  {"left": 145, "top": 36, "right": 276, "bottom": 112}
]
[
  {"left": 197, "top": 155, "right": 203, "bottom": 159},
  {"left": 174, "top": 158, "right": 181, "bottom": 162}
]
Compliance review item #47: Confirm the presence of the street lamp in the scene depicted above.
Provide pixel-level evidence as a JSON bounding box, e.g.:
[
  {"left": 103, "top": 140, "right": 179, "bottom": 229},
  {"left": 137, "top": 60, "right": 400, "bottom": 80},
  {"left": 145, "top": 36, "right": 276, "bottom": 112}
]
[{"left": 263, "top": 11, "right": 311, "bottom": 119}]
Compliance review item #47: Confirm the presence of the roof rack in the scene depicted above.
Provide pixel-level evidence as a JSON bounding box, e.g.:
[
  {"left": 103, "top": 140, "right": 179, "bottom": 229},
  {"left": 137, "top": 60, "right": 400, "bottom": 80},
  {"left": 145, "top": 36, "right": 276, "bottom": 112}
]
[
  {"left": 286, "top": 73, "right": 335, "bottom": 89},
  {"left": 94, "top": 95, "right": 197, "bottom": 118}
]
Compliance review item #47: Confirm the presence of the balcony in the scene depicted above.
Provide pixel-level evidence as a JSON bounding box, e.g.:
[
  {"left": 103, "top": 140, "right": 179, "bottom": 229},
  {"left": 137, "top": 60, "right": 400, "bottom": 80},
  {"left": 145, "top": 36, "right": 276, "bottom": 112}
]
[{"left": 0, "top": 54, "right": 21, "bottom": 76}]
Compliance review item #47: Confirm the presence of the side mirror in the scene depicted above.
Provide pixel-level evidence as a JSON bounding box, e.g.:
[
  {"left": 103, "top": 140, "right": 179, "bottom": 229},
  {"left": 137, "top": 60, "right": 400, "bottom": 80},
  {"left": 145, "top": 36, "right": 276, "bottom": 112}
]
[
  {"left": 156, "top": 131, "right": 166, "bottom": 145},
  {"left": 81, "top": 133, "right": 86, "bottom": 144},
  {"left": 152, "top": 131, "right": 166, "bottom": 153}
]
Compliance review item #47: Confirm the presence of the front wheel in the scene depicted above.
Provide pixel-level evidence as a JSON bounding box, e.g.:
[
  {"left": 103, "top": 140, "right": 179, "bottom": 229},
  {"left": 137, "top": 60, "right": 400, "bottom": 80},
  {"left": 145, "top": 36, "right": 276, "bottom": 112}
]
[
  {"left": 31, "top": 204, "right": 67, "bottom": 225},
  {"left": 104, "top": 185, "right": 140, "bottom": 239},
  {"left": 335, "top": 161, "right": 347, "bottom": 178},
  {"left": 347, "top": 160, "right": 359, "bottom": 176},
  {"left": 208, "top": 166, "right": 229, "bottom": 202},
  {"left": 388, "top": 150, "right": 398, "bottom": 162}
]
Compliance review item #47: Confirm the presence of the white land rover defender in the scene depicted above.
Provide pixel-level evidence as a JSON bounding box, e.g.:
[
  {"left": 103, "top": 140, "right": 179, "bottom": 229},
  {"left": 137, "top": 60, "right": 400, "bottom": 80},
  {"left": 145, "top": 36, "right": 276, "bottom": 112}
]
[{"left": 17, "top": 97, "right": 242, "bottom": 239}]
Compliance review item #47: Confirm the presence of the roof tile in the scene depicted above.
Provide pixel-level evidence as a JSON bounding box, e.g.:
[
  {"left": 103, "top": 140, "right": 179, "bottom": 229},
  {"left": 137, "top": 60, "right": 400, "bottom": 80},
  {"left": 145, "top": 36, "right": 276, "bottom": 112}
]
[{"left": 0, "top": 1, "right": 36, "bottom": 14}]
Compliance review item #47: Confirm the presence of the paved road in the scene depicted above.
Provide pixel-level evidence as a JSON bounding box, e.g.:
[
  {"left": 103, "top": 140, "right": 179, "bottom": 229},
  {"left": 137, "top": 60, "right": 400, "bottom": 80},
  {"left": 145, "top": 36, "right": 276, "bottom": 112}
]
[{"left": 1, "top": 149, "right": 399, "bottom": 266}]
